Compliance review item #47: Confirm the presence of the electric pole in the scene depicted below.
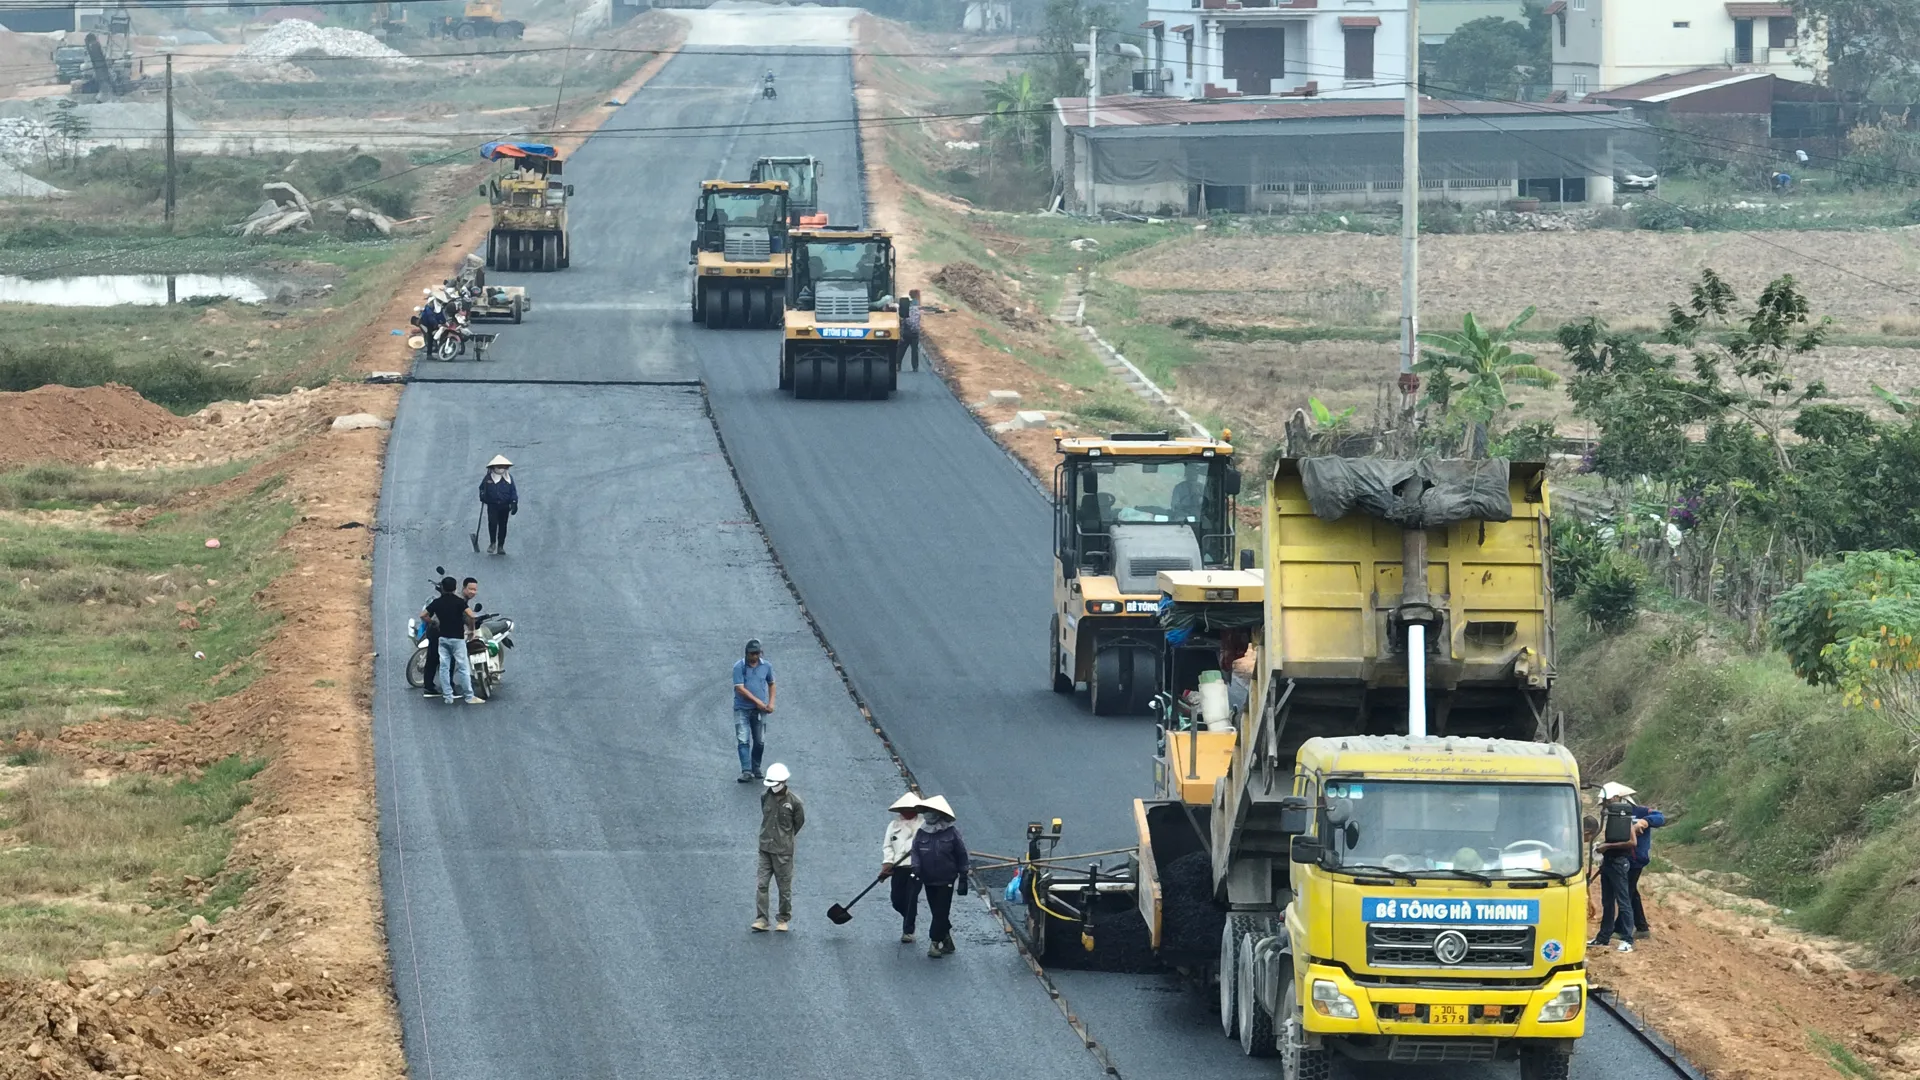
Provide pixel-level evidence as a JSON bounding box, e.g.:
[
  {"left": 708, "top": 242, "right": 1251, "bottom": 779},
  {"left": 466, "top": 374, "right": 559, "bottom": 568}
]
[
  {"left": 1397, "top": 0, "right": 1420, "bottom": 447},
  {"left": 163, "top": 53, "right": 175, "bottom": 226}
]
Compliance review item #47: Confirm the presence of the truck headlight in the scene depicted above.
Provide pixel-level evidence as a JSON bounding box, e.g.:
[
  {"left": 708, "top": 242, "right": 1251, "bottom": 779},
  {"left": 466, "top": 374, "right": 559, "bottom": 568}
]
[
  {"left": 1085, "top": 600, "right": 1121, "bottom": 614},
  {"left": 1311, "top": 980, "right": 1359, "bottom": 1020},
  {"left": 1537, "top": 985, "right": 1583, "bottom": 1023}
]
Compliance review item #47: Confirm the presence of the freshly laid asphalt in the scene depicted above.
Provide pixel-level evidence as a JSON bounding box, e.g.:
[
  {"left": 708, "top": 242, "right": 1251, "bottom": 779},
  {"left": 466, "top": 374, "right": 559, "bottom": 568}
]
[{"left": 371, "top": 30, "right": 1683, "bottom": 1080}]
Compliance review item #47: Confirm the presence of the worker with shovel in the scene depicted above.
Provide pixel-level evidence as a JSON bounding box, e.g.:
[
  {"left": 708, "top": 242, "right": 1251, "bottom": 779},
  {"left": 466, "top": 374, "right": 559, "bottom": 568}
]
[
  {"left": 881, "top": 793, "right": 924, "bottom": 943},
  {"left": 910, "top": 795, "right": 968, "bottom": 958},
  {"left": 478, "top": 455, "right": 517, "bottom": 556}
]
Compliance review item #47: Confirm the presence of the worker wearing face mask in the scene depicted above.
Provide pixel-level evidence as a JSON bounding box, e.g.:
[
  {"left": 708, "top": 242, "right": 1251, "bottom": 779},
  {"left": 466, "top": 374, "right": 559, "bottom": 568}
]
[{"left": 478, "top": 455, "right": 518, "bottom": 555}]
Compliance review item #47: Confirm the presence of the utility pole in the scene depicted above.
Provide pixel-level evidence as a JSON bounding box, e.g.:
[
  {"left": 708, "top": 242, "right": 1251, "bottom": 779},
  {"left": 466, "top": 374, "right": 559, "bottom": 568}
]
[
  {"left": 163, "top": 53, "right": 175, "bottom": 226},
  {"left": 1397, "top": 0, "right": 1420, "bottom": 441},
  {"left": 1087, "top": 26, "right": 1098, "bottom": 216}
]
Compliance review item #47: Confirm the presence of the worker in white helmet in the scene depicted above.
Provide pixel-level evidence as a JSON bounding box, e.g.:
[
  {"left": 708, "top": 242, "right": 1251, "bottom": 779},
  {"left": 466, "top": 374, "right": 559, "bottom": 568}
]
[{"left": 752, "top": 762, "right": 805, "bottom": 933}]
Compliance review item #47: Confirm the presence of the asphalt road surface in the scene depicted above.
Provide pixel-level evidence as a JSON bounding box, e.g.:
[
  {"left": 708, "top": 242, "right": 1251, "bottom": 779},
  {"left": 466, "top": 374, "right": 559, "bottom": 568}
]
[{"left": 373, "top": 25, "right": 1685, "bottom": 1080}]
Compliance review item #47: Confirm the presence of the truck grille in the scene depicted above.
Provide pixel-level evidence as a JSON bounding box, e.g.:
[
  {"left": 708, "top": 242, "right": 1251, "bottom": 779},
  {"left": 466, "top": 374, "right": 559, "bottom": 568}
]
[
  {"left": 723, "top": 227, "right": 770, "bottom": 262},
  {"left": 1367, "top": 925, "right": 1536, "bottom": 969},
  {"left": 1387, "top": 1038, "right": 1498, "bottom": 1064},
  {"left": 814, "top": 283, "right": 869, "bottom": 323}
]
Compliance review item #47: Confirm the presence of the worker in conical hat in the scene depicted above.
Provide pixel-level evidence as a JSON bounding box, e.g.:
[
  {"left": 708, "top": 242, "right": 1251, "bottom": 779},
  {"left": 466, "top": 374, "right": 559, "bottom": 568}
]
[
  {"left": 478, "top": 454, "right": 517, "bottom": 555},
  {"left": 882, "top": 792, "right": 925, "bottom": 943},
  {"left": 909, "top": 795, "right": 968, "bottom": 959}
]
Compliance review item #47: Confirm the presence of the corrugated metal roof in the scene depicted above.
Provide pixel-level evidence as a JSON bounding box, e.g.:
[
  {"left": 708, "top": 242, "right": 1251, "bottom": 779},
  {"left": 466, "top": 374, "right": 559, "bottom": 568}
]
[
  {"left": 1055, "top": 94, "right": 1627, "bottom": 130},
  {"left": 1588, "top": 68, "right": 1770, "bottom": 103}
]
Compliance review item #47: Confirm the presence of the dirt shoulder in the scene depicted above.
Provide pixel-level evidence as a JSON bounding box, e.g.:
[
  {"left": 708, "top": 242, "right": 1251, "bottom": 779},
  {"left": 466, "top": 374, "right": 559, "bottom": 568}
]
[{"left": 0, "top": 22, "right": 686, "bottom": 1080}]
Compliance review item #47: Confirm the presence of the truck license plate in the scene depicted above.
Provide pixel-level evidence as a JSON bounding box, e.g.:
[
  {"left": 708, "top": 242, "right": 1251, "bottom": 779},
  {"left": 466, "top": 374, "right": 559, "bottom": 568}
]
[{"left": 1428, "top": 1005, "right": 1469, "bottom": 1026}]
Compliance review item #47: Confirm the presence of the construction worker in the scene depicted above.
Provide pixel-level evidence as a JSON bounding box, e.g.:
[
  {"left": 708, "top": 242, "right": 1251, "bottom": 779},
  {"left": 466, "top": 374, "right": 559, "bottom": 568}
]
[
  {"left": 901, "top": 288, "right": 923, "bottom": 372},
  {"left": 478, "top": 455, "right": 517, "bottom": 555},
  {"left": 732, "top": 638, "right": 775, "bottom": 782},
  {"left": 881, "top": 792, "right": 924, "bottom": 943},
  {"left": 909, "top": 795, "right": 968, "bottom": 958},
  {"left": 752, "top": 762, "right": 804, "bottom": 933},
  {"left": 1590, "top": 782, "right": 1646, "bottom": 952}
]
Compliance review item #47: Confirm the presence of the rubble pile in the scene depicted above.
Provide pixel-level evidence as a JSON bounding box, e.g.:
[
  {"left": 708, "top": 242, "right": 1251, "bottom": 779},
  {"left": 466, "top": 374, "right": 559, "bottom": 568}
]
[
  {"left": 234, "top": 181, "right": 394, "bottom": 237},
  {"left": 237, "top": 19, "right": 420, "bottom": 65}
]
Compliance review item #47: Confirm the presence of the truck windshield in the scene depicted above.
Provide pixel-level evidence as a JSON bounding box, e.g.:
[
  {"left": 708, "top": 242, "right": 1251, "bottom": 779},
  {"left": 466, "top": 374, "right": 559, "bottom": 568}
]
[
  {"left": 703, "top": 191, "right": 783, "bottom": 227},
  {"left": 803, "top": 240, "right": 884, "bottom": 289},
  {"left": 1323, "top": 780, "right": 1582, "bottom": 878},
  {"left": 762, "top": 163, "right": 814, "bottom": 206}
]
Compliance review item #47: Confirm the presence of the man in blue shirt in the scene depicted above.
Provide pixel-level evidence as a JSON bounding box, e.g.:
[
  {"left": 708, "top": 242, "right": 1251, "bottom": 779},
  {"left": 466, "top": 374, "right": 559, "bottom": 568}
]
[{"left": 732, "top": 639, "right": 776, "bottom": 783}]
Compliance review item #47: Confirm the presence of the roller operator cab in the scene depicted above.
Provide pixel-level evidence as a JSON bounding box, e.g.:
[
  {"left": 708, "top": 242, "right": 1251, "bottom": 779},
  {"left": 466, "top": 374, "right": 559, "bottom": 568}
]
[
  {"left": 691, "top": 180, "right": 791, "bottom": 329},
  {"left": 781, "top": 228, "right": 902, "bottom": 399},
  {"left": 750, "top": 156, "right": 827, "bottom": 225},
  {"left": 1049, "top": 432, "right": 1242, "bottom": 715},
  {"left": 480, "top": 142, "right": 571, "bottom": 272}
]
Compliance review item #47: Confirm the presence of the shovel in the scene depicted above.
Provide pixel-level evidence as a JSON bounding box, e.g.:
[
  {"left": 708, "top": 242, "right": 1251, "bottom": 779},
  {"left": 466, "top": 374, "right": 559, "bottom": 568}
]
[
  {"left": 828, "top": 857, "right": 910, "bottom": 924},
  {"left": 470, "top": 508, "right": 483, "bottom": 553}
]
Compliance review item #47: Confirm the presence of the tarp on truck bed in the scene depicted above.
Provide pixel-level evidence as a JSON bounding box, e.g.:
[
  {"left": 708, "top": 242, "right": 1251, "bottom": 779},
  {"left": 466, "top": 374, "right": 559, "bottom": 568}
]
[{"left": 1298, "top": 457, "right": 1512, "bottom": 528}]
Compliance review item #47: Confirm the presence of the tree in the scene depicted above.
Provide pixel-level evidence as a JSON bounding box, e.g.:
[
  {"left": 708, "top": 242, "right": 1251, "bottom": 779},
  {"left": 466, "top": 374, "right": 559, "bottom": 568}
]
[
  {"left": 1033, "top": 0, "right": 1110, "bottom": 100},
  {"left": 983, "top": 71, "right": 1045, "bottom": 163},
  {"left": 1792, "top": 0, "right": 1920, "bottom": 103},
  {"left": 45, "top": 98, "right": 90, "bottom": 169},
  {"left": 1427, "top": 14, "right": 1549, "bottom": 98},
  {"left": 1414, "top": 306, "right": 1559, "bottom": 454}
]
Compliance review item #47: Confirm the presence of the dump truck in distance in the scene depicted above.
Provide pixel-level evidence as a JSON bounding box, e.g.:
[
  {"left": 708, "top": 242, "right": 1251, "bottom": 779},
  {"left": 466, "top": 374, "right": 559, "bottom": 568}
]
[
  {"left": 480, "top": 142, "right": 571, "bottom": 272},
  {"left": 1122, "top": 457, "right": 1580, "bottom": 1078},
  {"left": 690, "top": 180, "right": 790, "bottom": 329},
  {"left": 780, "top": 228, "right": 902, "bottom": 399}
]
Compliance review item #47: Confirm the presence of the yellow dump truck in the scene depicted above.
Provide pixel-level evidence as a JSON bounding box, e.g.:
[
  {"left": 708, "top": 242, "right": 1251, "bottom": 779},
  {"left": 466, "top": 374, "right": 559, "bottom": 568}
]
[
  {"left": 1048, "top": 432, "right": 1243, "bottom": 715},
  {"left": 481, "top": 142, "right": 570, "bottom": 272},
  {"left": 690, "top": 180, "right": 790, "bottom": 329},
  {"left": 1025, "top": 457, "right": 1582, "bottom": 1079},
  {"left": 780, "top": 227, "right": 902, "bottom": 399}
]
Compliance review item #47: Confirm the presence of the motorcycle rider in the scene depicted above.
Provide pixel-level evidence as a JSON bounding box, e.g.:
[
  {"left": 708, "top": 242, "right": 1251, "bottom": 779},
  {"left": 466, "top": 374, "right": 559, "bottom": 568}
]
[
  {"left": 421, "top": 577, "right": 480, "bottom": 698},
  {"left": 417, "top": 288, "right": 449, "bottom": 356}
]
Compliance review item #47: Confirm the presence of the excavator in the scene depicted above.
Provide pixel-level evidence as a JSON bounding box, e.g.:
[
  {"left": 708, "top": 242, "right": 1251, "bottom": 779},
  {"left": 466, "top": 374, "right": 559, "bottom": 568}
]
[
  {"left": 480, "top": 142, "right": 571, "bottom": 271},
  {"left": 779, "top": 227, "right": 902, "bottom": 399},
  {"left": 689, "top": 179, "right": 790, "bottom": 329}
]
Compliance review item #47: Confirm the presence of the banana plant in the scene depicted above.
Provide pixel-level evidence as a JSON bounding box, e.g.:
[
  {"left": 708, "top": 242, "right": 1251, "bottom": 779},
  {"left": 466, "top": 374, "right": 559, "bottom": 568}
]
[{"left": 1415, "top": 306, "right": 1560, "bottom": 429}]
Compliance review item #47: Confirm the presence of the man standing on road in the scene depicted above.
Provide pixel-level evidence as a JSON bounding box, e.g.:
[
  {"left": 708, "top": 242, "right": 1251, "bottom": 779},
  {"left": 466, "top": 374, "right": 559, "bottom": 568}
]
[
  {"left": 901, "top": 288, "right": 924, "bottom": 372},
  {"left": 422, "top": 577, "right": 480, "bottom": 698},
  {"left": 424, "top": 576, "right": 482, "bottom": 706},
  {"left": 1590, "top": 783, "right": 1645, "bottom": 952},
  {"left": 752, "top": 762, "right": 804, "bottom": 933},
  {"left": 732, "top": 638, "right": 776, "bottom": 783},
  {"left": 1608, "top": 782, "right": 1667, "bottom": 939}
]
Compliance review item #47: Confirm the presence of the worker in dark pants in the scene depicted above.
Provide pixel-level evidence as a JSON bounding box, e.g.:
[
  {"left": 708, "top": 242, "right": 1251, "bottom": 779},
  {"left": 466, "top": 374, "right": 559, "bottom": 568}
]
[
  {"left": 901, "top": 288, "right": 924, "bottom": 372},
  {"left": 1608, "top": 782, "right": 1668, "bottom": 939},
  {"left": 1590, "top": 783, "right": 1646, "bottom": 953},
  {"left": 479, "top": 455, "right": 517, "bottom": 555},
  {"left": 882, "top": 792, "right": 924, "bottom": 943},
  {"left": 422, "top": 577, "right": 479, "bottom": 698},
  {"left": 909, "top": 795, "right": 968, "bottom": 959}
]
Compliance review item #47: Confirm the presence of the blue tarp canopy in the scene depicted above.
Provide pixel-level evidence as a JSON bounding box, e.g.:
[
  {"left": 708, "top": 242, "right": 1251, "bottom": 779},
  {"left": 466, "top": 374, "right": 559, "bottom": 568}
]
[{"left": 481, "top": 142, "right": 558, "bottom": 161}]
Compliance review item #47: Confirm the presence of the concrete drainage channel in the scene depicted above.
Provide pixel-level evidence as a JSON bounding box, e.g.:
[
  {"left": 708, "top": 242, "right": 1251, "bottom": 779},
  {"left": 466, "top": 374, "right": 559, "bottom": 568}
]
[{"left": 1054, "top": 266, "right": 1210, "bottom": 440}]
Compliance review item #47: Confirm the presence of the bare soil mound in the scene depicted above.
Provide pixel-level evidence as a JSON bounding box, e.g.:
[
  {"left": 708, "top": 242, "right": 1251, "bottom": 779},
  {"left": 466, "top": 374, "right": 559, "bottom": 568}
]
[
  {"left": 932, "top": 261, "right": 1043, "bottom": 331},
  {"left": 0, "top": 385, "right": 183, "bottom": 469}
]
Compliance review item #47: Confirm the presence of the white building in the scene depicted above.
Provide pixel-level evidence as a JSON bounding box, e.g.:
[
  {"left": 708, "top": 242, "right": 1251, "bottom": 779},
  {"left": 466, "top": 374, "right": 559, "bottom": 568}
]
[
  {"left": 1549, "top": 0, "right": 1822, "bottom": 100},
  {"left": 1136, "top": 0, "right": 1409, "bottom": 101}
]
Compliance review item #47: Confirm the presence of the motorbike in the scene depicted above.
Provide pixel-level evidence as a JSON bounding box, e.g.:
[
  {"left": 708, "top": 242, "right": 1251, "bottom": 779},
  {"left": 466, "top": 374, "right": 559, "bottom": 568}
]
[
  {"left": 408, "top": 294, "right": 473, "bottom": 362},
  {"left": 762, "top": 72, "right": 776, "bottom": 99},
  {"left": 405, "top": 568, "right": 516, "bottom": 699}
]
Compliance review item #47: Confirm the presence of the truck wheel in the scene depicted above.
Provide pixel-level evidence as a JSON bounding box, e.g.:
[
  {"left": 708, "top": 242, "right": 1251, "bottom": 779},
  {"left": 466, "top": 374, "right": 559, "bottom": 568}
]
[
  {"left": 746, "top": 287, "right": 768, "bottom": 329},
  {"left": 1049, "top": 617, "right": 1073, "bottom": 693},
  {"left": 494, "top": 21, "right": 517, "bottom": 38},
  {"left": 511, "top": 297, "right": 523, "bottom": 324},
  {"left": 1518, "top": 1046, "right": 1573, "bottom": 1080},
  {"left": 558, "top": 235, "right": 570, "bottom": 269},
  {"left": 1222, "top": 914, "right": 1274, "bottom": 1038},
  {"left": 455, "top": 22, "right": 477, "bottom": 39},
  {"left": 1279, "top": 978, "right": 1332, "bottom": 1078},
  {"left": 779, "top": 348, "right": 794, "bottom": 392},
  {"left": 1238, "top": 933, "right": 1277, "bottom": 1057}
]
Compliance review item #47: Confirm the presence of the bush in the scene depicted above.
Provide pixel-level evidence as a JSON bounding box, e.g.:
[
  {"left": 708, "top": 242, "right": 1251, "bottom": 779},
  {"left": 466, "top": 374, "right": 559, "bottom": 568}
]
[
  {"left": 1629, "top": 199, "right": 1696, "bottom": 231},
  {"left": 0, "top": 347, "right": 252, "bottom": 414},
  {"left": 1550, "top": 509, "right": 1608, "bottom": 601},
  {"left": 1490, "top": 418, "right": 1557, "bottom": 462},
  {"left": 1420, "top": 201, "right": 1467, "bottom": 234},
  {"left": 1575, "top": 551, "right": 1644, "bottom": 634}
]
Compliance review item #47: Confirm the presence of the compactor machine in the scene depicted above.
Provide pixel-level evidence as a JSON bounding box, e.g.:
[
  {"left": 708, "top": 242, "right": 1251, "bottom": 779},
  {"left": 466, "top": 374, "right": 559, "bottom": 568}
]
[
  {"left": 750, "top": 156, "right": 827, "bottom": 225},
  {"left": 780, "top": 227, "right": 902, "bottom": 399},
  {"left": 1049, "top": 432, "right": 1242, "bottom": 715},
  {"left": 690, "top": 179, "right": 790, "bottom": 329},
  {"left": 480, "top": 142, "right": 571, "bottom": 272}
]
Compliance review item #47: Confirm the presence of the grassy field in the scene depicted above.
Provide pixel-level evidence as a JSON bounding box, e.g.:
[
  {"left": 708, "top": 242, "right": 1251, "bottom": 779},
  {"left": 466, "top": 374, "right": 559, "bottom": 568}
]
[{"left": 0, "top": 462, "right": 292, "bottom": 975}]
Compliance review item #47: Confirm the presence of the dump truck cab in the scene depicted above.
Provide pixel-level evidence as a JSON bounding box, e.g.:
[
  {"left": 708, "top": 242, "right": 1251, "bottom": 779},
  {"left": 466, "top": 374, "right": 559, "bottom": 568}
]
[
  {"left": 481, "top": 142, "right": 570, "bottom": 271},
  {"left": 690, "top": 180, "right": 790, "bottom": 329},
  {"left": 779, "top": 227, "right": 901, "bottom": 399},
  {"left": 750, "top": 156, "right": 826, "bottom": 225},
  {"left": 52, "top": 43, "right": 90, "bottom": 84},
  {"left": 1049, "top": 432, "right": 1241, "bottom": 715}
]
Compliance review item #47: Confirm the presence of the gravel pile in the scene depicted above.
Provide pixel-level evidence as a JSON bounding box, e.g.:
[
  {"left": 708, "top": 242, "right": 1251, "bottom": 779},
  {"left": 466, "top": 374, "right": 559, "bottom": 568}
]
[{"left": 237, "top": 19, "right": 420, "bottom": 65}]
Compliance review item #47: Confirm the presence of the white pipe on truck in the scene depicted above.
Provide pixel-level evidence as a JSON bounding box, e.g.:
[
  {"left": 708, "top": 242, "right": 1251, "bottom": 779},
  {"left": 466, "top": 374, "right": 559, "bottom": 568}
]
[{"left": 1407, "top": 623, "right": 1427, "bottom": 737}]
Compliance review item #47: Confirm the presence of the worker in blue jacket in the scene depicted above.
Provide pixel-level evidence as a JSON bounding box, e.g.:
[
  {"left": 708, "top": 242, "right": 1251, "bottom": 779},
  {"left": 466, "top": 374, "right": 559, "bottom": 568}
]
[
  {"left": 1611, "top": 782, "right": 1668, "bottom": 939},
  {"left": 479, "top": 455, "right": 518, "bottom": 555}
]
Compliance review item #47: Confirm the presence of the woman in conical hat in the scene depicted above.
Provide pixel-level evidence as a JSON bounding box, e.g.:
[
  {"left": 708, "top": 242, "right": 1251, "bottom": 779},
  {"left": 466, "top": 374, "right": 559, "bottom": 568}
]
[{"left": 478, "top": 454, "right": 517, "bottom": 555}]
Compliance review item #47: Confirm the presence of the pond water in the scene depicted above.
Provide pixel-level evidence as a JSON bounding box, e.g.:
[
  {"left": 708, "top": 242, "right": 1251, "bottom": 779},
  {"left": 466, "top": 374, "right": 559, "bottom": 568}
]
[{"left": 0, "top": 274, "right": 284, "bottom": 307}]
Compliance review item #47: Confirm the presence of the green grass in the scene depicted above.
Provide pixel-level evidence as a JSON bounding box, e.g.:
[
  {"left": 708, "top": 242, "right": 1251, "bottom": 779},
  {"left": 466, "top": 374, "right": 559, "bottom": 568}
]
[
  {"left": 0, "top": 462, "right": 252, "bottom": 512},
  {"left": 1557, "top": 619, "right": 1920, "bottom": 972},
  {"left": 0, "top": 471, "right": 294, "bottom": 742},
  {"left": 0, "top": 754, "right": 266, "bottom": 977},
  {"left": 1810, "top": 1030, "right": 1882, "bottom": 1079}
]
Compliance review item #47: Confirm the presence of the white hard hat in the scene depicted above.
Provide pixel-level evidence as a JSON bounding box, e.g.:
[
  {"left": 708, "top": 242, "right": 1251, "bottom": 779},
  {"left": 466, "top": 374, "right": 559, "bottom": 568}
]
[
  {"left": 486, "top": 454, "right": 513, "bottom": 467},
  {"left": 888, "top": 792, "right": 922, "bottom": 812},
  {"left": 763, "top": 762, "right": 790, "bottom": 786},
  {"left": 1599, "top": 782, "right": 1637, "bottom": 802}
]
